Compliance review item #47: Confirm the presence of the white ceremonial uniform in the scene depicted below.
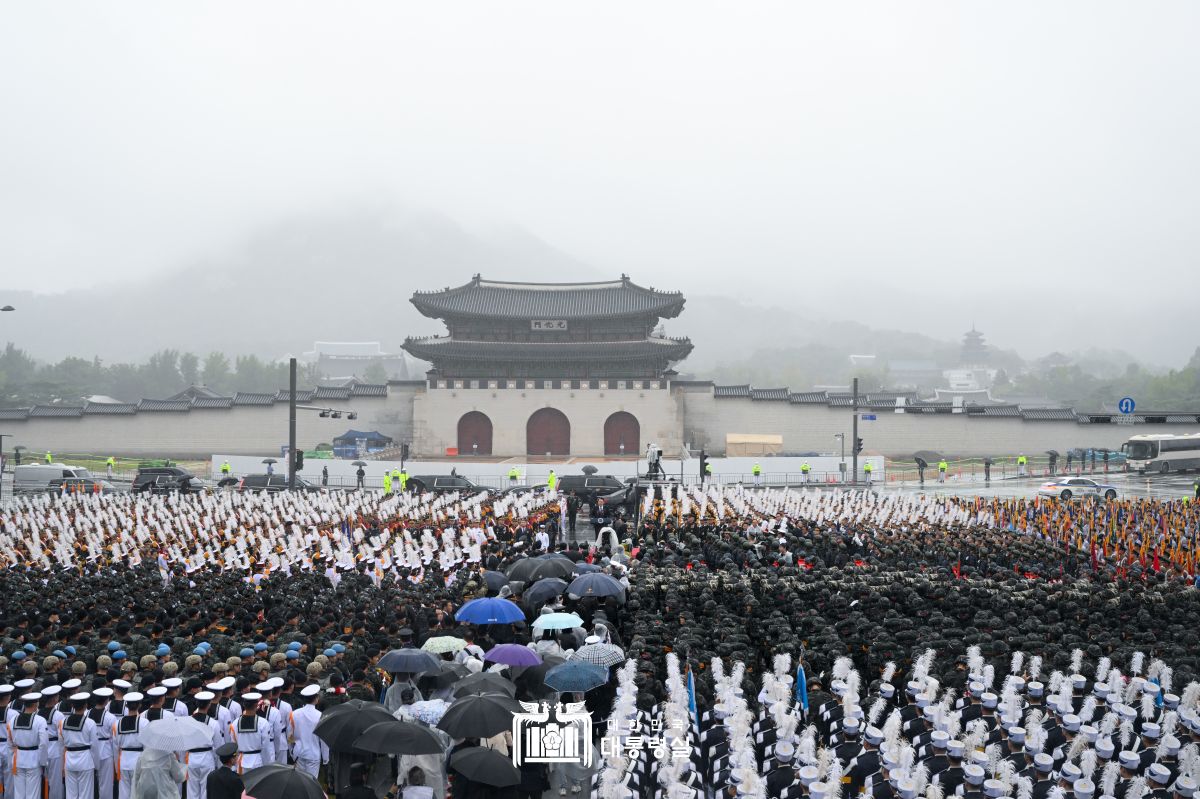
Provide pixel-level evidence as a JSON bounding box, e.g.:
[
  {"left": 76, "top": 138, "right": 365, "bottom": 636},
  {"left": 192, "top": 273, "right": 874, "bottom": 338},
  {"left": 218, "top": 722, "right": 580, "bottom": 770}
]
[
  {"left": 260, "top": 704, "right": 286, "bottom": 765},
  {"left": 289, "top": 704, "right": 327, "bottom": 778},
  {"left": 88, "top": 706, "right": 119, "bottom": 799},
  {"left": 60, "top": 714, "right": 101, "bottom": 799},
  {"left": 114, "top": 715, "right": 145, "bottom": 799},
  {"left": 43, "top": 705, "right": 67, "bottom": 799},
  {"left": 229, "top": 715, "right": 272, "bottom": 773},
  {"left": 184, "top": 714, "right": 221, "bottom": 799},
  {"left": 273, "top": 699, "right": 293, "bottom": 764},
  {"left": 9, "top": 711, "right": 50, "bottom": 799},
  {"left": 0, "top": 703, "right": 17, "bottom": 798}
]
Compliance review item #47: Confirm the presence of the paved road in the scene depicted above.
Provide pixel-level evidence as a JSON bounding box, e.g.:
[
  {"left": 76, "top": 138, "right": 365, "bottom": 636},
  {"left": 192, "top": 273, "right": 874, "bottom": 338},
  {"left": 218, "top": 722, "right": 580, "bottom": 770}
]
[{"left": 880, "top": 470, "right": 1197, "bottom": 500}]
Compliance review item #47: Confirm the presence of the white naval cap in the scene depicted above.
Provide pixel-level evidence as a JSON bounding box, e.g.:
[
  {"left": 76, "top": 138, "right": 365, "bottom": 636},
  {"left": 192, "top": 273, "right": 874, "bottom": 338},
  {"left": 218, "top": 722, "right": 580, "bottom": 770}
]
[
  {"left": 69, "top": 692, "right": 90, "bottom": 702},
  {"left": 1074, "top": 779, "right": 1095, "bottom": 799},
  {"left": 194, "top": 692, "right": 215, "bottom": 702},
  {"left": 300, "top": 685, "right": 321, "bottom": 697},
  {"left": 1118, "top": 750, "right": 1140, "bottom": 770},
  {"left": 124, "top": 692, "right": 144, "bottom": 703},
  {"left": 963, "top": 764, "right": 985, "bottom": 785},
  {"left": 146, "top": 687, "right": 167, "bottom": 697}
]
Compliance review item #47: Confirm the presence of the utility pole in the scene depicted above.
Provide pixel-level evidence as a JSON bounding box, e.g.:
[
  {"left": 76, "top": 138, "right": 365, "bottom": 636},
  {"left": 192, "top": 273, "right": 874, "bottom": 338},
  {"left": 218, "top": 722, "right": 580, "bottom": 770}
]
[
  {"left": 287, "top": 357, "right": 297, "bottom": 491},
  {"left": 851, "top": 376, "right": 859, "bottom": 486}
]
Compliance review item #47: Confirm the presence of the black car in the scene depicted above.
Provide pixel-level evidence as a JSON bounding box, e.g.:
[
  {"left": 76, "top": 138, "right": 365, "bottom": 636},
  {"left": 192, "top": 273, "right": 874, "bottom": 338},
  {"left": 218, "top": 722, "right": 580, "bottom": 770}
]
[
  {"left": 555, "top": 475, "right": 633, "bottom": 508},
  {"left": 237, "top": 473, "right": 321, "bottom": 493},
  {"left": 132, "top": 466, "right": 206, "bottom": 494},
  {"left": 406, "top": 475, "right": 484, "bottom": 494}
]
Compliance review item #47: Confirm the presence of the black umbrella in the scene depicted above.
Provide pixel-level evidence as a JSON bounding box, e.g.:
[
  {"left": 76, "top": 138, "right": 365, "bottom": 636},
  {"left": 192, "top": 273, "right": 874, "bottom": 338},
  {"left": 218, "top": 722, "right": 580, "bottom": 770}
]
[
  {"left": 1046, "top": 450, "right": 1060, "bottom": 457},
  {"left": 437, "top": 693, "right": 522, "bottom": 738},
  {"left": 242, "top": 764, "right": 326, "bottom": 799},
  {"left": 452, "top": 672, "right": 516, "bottom": 697},
  {"left": 482, "top": 570, "right": 510, "bottom": 591},
  {"left": 351, "top": 460, "right": 367, "bottom": 467},
  {"left": 523, "top": 578, "right": 568, "bottom": 606},
  {"left": 449, "top": 746, "right": 521, "bottom": 788},
  {"left": 352, "top": 719, "right": 445, "bottom": 756},
  {"left": 261, "top": 458, "right": 278, "bottom": 465},
  {"left": 516, "top": 654, "right": 567, "bottom": 698},
  {"left": 527, "top": 558, "right": 576, "bottom": 581},
  {"left": 580, "top": 465, "right": 599, "bottom": 475},
  {"left": 913, "top": 450, "right": 942, "bottom": 463},
  {"left": 377, "top": 649, "right": 440, "bottom": 674},
  {"left": 418, "top": 661, "right": 469, "bottom": 692},
  {"left": 314, "top": 702, "right": 396, "bottom": 751},
  {"left": 913, "top": 457, "right": 928, "bottom": 469}
]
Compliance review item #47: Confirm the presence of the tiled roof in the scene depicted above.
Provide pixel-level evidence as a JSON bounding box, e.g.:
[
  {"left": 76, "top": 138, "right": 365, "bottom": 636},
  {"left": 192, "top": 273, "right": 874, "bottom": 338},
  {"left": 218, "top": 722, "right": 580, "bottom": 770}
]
[
  {"left": 274, "top": 389, "right": 316, "bottom": 402},
  {"left": 29, "top": 405, "right": 85, "bottom": 418},
  {"left": 965, "top": 405, "right": 1022, "bottom": 418},
  {"left": 192, "top": 397, "right": 234, "bottom": 409},
  {"left": 789, "top": 391, "right": 829, "bottom": 404},
  {"left": 713, "top": 385, "right": 751, "bottom": 398},
  {"left": 749, "top": 388, "right": 789, "bottom": 401},
  {"left": 349, "top": 383, "right": 387, "bottom": 397},
  {"left": 138, "top": 399, "right": 191, "bottom": 412},
  {"left": 232, "top": 392, "right": 277, "bottom": 406},
  {"left": 403, "top": 337, "right": 693, "bottom": 363},
  {"left": 411, "top": 276, "right": 686, "bottom": 320},
  {"left": 1021, "top": 407, "right": 1079, "bottom": 421},
  {"left": 84, "top": 402, "right": 137, "bottom": 415},
  {"left": 313, "top": 386, "right": 352, "bottom": 400},
  {"left": 867, "top": 392, "right": 917, "bottom": 402},
  {"left": 0, "top": 408, "right": 30, "bottom": 420}
]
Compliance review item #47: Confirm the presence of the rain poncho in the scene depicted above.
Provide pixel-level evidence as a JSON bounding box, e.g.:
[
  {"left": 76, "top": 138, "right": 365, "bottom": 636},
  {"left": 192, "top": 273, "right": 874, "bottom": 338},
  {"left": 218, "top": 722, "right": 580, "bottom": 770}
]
[{"left": 131, "top": 748, "right": 185, "bottom": 798}]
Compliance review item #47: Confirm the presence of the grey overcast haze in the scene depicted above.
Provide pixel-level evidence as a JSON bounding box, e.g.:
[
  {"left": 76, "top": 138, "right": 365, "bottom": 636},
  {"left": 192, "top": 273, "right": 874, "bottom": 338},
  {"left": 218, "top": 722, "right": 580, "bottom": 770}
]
[{"left": 2, "top": 2, "right": 1199, "bottom": 366}]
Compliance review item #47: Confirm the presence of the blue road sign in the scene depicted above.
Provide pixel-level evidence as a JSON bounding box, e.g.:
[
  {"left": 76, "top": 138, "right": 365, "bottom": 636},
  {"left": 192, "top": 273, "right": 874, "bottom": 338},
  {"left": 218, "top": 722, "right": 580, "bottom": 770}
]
[
  {"left": 1118, "top": 397, "right": 1135, "bottom": 414},
  {"left": 861, "top": 414, "right": 877, "bottom": 421}
]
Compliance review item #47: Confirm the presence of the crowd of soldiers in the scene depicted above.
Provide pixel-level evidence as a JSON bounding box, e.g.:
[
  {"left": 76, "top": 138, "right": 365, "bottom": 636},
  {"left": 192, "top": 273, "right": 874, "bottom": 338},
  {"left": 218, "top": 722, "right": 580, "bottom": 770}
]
[{"left": 0, "top": 484, "right": 1196, "bottom": 798}]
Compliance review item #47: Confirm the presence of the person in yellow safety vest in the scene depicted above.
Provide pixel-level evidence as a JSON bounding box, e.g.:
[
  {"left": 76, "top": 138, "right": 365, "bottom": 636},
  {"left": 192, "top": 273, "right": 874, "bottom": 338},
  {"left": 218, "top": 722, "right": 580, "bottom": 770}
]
[
  {"left": 45, "top": 450, "right": 53, "bottom": 464},
  {"left": 221, "top": 460, "right": 232, "bottom": 476},
  {"left": 390, "top": 468, "right": 402, "bottom": 493},
  {"left": 383, "top": 470, "right": 393, "bottom": 494},
  {"left": 705, "top": 462, "right": 713, "bottom": 478},
  {"left": 547, "top": 470, "right": 557, "bottom": 493},
  {"left": 752, "top": 463, "right": 762, "bottom": 486},
  {"left": 801, "top": 462, "right": 811, "bottom": 483},
  {"left": 398, "top": 469, "right": 408, "bottom": 492},
  {"left": 863, "top": 461, "right": 873, "bottom": 485},
  {"left": 937, "top": 459, "right": 948, "bottom": 483},
  {"left": 508, "top": 466, "right": 520, "bottom": 484},
  {"left": 1017, "top": 453, "right": 1028, "bottom": 477},
  {"left": 106, "top": 456, "right": 116, "bottom": 480}
]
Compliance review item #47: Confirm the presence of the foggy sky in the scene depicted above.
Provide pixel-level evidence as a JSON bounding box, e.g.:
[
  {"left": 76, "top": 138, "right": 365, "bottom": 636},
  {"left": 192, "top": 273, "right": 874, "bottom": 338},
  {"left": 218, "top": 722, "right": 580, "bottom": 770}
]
[{"left": 2, "top": 2, "right": 1198, "bottom": 364}]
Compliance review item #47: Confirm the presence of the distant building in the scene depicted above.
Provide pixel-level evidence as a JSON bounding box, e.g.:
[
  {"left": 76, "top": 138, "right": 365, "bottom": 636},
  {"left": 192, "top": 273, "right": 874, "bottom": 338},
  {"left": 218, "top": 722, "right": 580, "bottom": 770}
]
[
  {"left": 887, "top": 360, "right": 942, "bottom": 390},
  {"left": 960, "top": 326, "right": 989, "bottom": 365},
  {"left": 302, "top": 342, "right": 410, "bottom": 381}
]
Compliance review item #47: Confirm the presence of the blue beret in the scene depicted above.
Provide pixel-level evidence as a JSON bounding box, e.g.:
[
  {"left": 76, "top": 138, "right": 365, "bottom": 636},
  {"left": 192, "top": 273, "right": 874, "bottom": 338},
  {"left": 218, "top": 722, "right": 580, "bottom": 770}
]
[
  {"left": 53, "top": 650, "right": 67, "bottom": 659},
  {"left": 239, "top": 648, "right": 254, "bottom": 658},
  {"left": 197, "top": 642, "right": 211, "bottom": 652},
  {"left": 113, "top": 650, "right": 126, "bottom": 660},
  {"left": 287, "top": 642, "right": 302, "bottom": 651},
  {"left": 107, "top": 642, "right": 120, "bottom": 652},
  {"left": 323, "top": 648, "right": 337, "bottom": 658},
  {"left": 285, "top": 651, "right": 299, "bottom": 659},
  {"left": 253, "top": 643, "right": 268, "bottom": 653},
  {"left": 64, "top": 646, "right": 76, "bottom": 656},
  {"left": 23, "top": 644, "right": 35, "bottom": 653},
  {"left": 155, "top": 644, "right": 170, "bottom": 656},
  {"left": 332, "top": 644, "right": 346, "bottom": 654},
  {"left": 193, "top": 647, "right": 206, "bottom": 656},
  {"left": 11, "top": 652, "right": 24, "bottom": 661}
]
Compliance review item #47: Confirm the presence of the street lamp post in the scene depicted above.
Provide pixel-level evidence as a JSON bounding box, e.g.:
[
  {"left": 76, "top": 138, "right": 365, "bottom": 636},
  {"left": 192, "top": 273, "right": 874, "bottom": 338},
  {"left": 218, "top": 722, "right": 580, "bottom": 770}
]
[{"left": 834, "top": 433, "right": 845, "bottom": 483}]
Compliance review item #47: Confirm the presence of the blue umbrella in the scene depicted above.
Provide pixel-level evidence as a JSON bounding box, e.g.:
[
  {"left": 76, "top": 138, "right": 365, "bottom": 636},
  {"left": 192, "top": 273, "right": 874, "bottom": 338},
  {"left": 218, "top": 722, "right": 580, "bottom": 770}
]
[
  {"left": 567, "top": 573, "right": 625, "bottom": 599},
  {"left": 573, "top": 563, "right": 601, "bottom": 574},
  {"left": 531, "top": 612, "right": 583, "bottom": 631},
  {"left": 523, "top": 578, "right": 567, "bottom": 606},
  {"left": 544, "top": 661, "right": 609, "bottom": 693},
  {"left": 455, "top": 597, "right": 525, "bottom": 625},
  {"left": 377, "top": 648, "right": 441, "bottom": 674}
]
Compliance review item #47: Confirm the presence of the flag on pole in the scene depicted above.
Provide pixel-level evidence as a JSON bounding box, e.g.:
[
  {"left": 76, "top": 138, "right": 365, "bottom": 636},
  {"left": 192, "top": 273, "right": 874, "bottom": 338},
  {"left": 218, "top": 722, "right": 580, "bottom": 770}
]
[
  {"left": 795, "top": 664, "right": 809, "bottom": 715},
  {"left": 686, "top": 668, "right": 699, "bottom": 735}
]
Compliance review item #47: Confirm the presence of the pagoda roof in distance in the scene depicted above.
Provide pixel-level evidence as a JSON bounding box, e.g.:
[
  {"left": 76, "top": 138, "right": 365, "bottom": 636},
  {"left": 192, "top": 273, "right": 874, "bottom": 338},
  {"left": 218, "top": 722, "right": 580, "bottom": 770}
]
[{"left": 411, "top": 274, "right": 686, "bottom": 320}]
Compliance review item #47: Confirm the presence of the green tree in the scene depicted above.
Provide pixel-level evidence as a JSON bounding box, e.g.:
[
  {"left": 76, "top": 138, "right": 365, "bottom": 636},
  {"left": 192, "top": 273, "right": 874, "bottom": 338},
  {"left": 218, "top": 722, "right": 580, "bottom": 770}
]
[
  {"left": 201, "top": 352, "right": 231, "bottom": 392},
  {"left": 363, "top": 360, "right": 388, "bottom": 384},
  {"left": 142, "top": 350, "right": 182, "bottom": 397},
  {"left": 179, "top": 352, "right": 200, "bottom": 386}
]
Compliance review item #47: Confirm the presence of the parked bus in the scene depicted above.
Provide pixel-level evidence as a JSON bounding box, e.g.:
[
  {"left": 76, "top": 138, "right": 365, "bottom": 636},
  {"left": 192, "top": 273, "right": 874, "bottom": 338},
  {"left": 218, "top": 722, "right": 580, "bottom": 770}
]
[{"left": 1120, "top": 433, "right": 1200, "bottom": 474}]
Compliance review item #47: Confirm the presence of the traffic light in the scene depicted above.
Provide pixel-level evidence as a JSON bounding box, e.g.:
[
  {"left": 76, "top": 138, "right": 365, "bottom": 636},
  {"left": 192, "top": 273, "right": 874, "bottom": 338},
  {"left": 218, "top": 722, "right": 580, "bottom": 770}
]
[
  {"left": 699, "top": 450, "right": 708, "bottom": 482},
  {"left": 855, "top": 437, "right": 864, "bottom": 454},
  {"left": 294, "top": 449, "right": 304, "bottom": 471}
]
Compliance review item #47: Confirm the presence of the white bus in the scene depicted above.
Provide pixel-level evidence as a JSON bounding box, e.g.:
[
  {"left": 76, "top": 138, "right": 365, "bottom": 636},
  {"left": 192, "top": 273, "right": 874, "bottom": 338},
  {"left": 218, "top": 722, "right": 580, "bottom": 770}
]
[{"left": 1120, "top": 433, "right": 1200, "bottom": 474}]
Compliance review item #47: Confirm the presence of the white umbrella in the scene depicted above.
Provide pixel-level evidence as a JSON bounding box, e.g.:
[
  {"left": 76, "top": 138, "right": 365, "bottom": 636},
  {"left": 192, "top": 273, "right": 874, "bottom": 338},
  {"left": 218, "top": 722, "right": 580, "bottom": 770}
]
[{"left": 140, "top": 716, "right": 214, "bottom": 751}]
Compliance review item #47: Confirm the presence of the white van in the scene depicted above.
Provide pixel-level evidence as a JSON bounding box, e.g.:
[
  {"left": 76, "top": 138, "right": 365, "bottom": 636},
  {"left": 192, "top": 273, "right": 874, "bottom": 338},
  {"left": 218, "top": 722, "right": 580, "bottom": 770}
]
[{"left": 13, "top": 464, "right": 95, "bottom": 493}]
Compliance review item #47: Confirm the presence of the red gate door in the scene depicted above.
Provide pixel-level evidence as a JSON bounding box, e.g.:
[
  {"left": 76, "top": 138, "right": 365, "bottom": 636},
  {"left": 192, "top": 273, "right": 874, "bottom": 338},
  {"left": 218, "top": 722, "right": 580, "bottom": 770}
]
[
  {"left": 457, "top": 411, "right": 493, "bottom": 456},
  {"left": 603, "top": 411, "right": 640, "bottom": 456},
  {"left": 527, "top": 408, "right": 571, "bottom": 457}
]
